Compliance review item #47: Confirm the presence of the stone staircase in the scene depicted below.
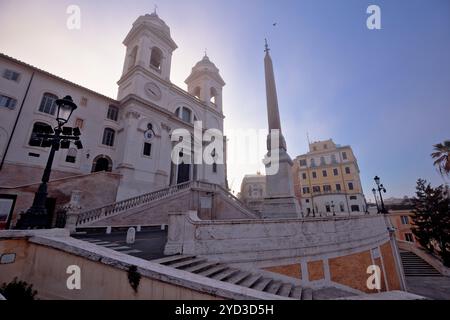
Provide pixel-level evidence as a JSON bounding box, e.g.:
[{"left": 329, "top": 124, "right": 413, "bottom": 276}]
[
  {"left": 75, "top": 181, "right": 257, "bottom": 228},
  {"left": 152, "top": 255, "right": 324, "bottom": 300},
  {"left": 400, "top": 251, "right": 441, "bottom": 277}
]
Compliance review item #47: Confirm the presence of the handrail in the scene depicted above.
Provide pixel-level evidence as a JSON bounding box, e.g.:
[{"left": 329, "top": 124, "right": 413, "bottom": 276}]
[
  {"left": 76, "top": 180, "right": 258, "bottom": 226},
  {"left": 76, "top": 181, "right": 193, "bottom": 226}
]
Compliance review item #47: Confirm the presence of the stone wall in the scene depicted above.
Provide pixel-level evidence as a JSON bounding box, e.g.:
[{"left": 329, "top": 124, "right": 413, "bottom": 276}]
[
  {"left": 0, "top": 230, "right": 286, "bottom": 300},
  {"left": 166, "top": 212, "right": 405, "bottom": 293},
  {"left": 0, "top": 171, "right": 121, "bottom": 228}
]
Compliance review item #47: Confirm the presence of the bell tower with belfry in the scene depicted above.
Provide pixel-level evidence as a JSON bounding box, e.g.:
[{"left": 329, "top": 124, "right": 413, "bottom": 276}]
[{"left": 185, "top": 53, "right": 225, "bottom": 111}]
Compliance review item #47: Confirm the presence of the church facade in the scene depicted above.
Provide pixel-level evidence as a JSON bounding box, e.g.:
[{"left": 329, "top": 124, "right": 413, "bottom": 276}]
[{"left": 0, "top": 12, "right": 227, "bottom": 213}]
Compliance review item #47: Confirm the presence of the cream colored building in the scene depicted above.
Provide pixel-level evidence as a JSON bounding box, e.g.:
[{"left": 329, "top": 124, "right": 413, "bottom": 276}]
[
  {"left": 293, "top": 139, "right": 367, "bottom": 217},
  {"left": 238, "top": 173, "right": 266, "bottom": 212},
  {"left": 0, "top": 12, "right": 228, "bottom": 222}
]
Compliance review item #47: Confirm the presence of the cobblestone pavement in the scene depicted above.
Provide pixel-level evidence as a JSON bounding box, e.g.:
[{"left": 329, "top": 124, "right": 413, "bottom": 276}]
[{"left": 405, "top": 276, "right": 450, "bottom": 300}]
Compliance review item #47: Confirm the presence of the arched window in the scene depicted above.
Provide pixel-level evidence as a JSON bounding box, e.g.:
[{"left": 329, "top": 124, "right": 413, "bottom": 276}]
[
  {"left": 65, "top": 148, "right": 77, "bottom": 163},
  {"left": 39, "top": 93, "right": 58, "bottom": 115},
  {"left": 29, "top": 122, "right": 52, "bottom": 146},
  {"left": 102, "top": 128, "right": 115, "bottom": 147},
  {"left": 128, "top": 46, "right": 138, "bottom": 71},
  {"left": 150, "top": 47, "right": 163, "bottom": 72},
  {"left": 92, "top": 155, "right": 113, "bottom": 172},
  {"left": 193, "top": 87, "right": 201, "bottom": 99},
  {"left": 175, "top": 107, "right": 193, "bottom": 123},
  {"left": 210, "top": 87, "right": 218, "bottom": 104}
]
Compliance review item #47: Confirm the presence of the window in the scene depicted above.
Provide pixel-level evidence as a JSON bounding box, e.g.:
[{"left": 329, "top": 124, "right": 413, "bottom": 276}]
[
  {"left": 312, "top": 186, "right": 320, "bottom": 193},
  {"left": 150, "top": 47, "right": 163, "bottom": 71},
  {"left": 342, "top": 151, "right": 348, "bottom": 160},
  {"left": 65, "top": 148, "right": 77, "bottom": 163},
  {"left": 80, "top": 97, "right": 88, "bottom": 106},
  {"left": 305, "top": 199, "right": 310, "bottom": 203},
  {"left": 323, "top": 185, "right": 332, "bottom": 192},
  {"left": 299, "top": 159, "right": 307, "bottom": 167},
  {"left": 331, "top": 154, "right": 337, "bottom": 163},
  {"left": 405, "top": 233, "right": 414, "bottom": 242},
  {"left": 0, "top": 95, "right": 17, "bottom": 110},
  {"left": 102, "top": 128, "right": 115, "bottom": 147},
  {"left": 348, "top": 182, "right": 354, "bottom": 190},
  {"left": 401, "top": 216, "right": 410, "bottom": 225},
  {"left": 324, "top": 144, "right": 328, "bottom": 149},
  {"left": 320, "top": 156, "right": 326, "bottom": 165},
  {"left": 312, "top": 171, "right": 317, "bottom": 179},
  {"left": 312, "top": 146, "right": 317, "bottom": 151},
  {"left": 326, "top": 204, "right": 331, "bottom": 213},
  {"left": 345, "top": 167, "right": 351, "bottom": 174},
  {"left": 29, "top": 122, "right": 52, "bottom": 146},
  {"left": 322, "top": 170, "right": 327, "bottom": 177},
  {"left": 193, "top": 87, "right": 201, "bottom": 99},
  {"left": 143, "top": 142, "right": 152, "bottom": 157},
  {"left": 310, "top": 158, "right": 316, "bottom": 167},
  {"left": 212, "top": 163, "right": 217, "bottom": 173},
  {"left": 350, "top": 196, "right": 357, "bottom": 200},
  {"left": 333, "top": 168, "right": 339, "bottom": 176},
  {"left": 176, "top": 107, "right": 193, "bottom": 123},
  {"left": 3, "top": 69, "right": 20, "bottom": 82},
  {"left": 302, "top": 173, "right": 307, "bottom": 180},
  {"left": 302, "top": 187, "right": 310, "bottom": 194},
  {"left": 107, "top": 105, "right": 119, "bottom": 121},
  {"left": 38, "top": 93, "right": 58, "bottom": 115},
  {"left": 75, "top": 118, "right": 84, "bottom": 129},
  {"left": 351, "top": 205, "right": 360, "bottom": 212},
  {"left": 340, "top": 203, "right": 345, "bottom": 212},
  {"left": 336, "top": 184, "right": 341, "bottom": 191}
]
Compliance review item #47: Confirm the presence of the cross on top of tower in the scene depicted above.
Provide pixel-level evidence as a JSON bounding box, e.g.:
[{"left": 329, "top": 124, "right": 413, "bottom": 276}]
[{"left": 264, "top": 38, "right": 270, "bottom": 53}]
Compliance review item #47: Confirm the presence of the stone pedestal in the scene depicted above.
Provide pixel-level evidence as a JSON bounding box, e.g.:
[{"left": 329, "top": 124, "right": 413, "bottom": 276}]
[
  {"left": 64, "top": 190, "right": 82, "bottom": 234},
  {"left": 262, "top": 149, "right": 301, "bottom": 219}
]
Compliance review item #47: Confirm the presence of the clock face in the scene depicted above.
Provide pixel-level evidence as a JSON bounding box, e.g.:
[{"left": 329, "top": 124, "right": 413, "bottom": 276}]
[{"left": 145, "top": 82, "right": 162, "bottom": 101}]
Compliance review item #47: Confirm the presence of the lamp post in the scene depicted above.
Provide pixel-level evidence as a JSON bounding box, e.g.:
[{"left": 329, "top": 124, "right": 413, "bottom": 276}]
[
  {"left": 331, "top": 201, "right": 336, "bottom": 216},
  {"left": 15, "top": 96, "right": 82, "bottom": 229},
  {"left": 372, "top": 188, "right": 380, "bottom": 213},
  {"left": 374, "top": 175, "right": 387, "bottom": 214}
]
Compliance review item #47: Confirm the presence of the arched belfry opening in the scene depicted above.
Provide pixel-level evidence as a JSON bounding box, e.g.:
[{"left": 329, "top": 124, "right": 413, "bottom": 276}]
[
  {"left": 210, "top": 87, "right": 218, "bottom": 105},
  {"left": 150, "top": 47, "right": 163, "bottom": 72}
]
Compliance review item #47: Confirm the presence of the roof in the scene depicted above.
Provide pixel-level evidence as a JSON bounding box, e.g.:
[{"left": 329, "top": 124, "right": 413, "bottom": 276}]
[{"left": 0, "top": 52, "right": 118, "bottom": 103}]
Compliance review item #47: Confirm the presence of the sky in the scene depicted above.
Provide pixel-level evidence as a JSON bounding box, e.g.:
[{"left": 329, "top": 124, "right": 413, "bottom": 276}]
[{"left": 0, "top": 0, "right": 449, "bottom": 200}]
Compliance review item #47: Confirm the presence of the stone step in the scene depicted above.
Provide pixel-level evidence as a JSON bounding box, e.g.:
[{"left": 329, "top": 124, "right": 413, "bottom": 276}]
[
  {"left": 151, "top": 255, "right": 195, "bottom": 265},
  {"left": 198, "top": 265, "right": 229, "bottom": 277},
  {"left": 290, "top": 286, "right": 303, "bottom": 300},
  {"left": 212, "top": 269, "right": 240, "bottom": 281},
  {"left": 170, "top": 257, "right": 207, "bottom": 269},
  {"left": 265, "top": 281, "right": 283, "bottom": 295},
  {"left": 183, "top": 261, "right": 218, "bottom": 273},
  {"left": 278, "top": 283, "right": 293, "bottom": 298},
  {"left": 227, "top": 271, "right": 252, "bottom": 285},
  {"left": 301, "top": 287, "right": 313, "bottom": 300},
  {"left": 252, "top": 278, "right": 272, "bottom": 291},
  {"left": 240, "top": 274, "right": 262, "bottom": 288}
]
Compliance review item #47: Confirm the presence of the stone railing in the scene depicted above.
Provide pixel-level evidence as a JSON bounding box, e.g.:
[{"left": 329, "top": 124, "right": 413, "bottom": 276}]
[
  {"left": 76, "top": 181, "right": 193, "bottom": 226},
  {"left": 165, "top": 211, "right": 391, "bottom": 265},
  {"left": 192, "top": 181, "right": 258, "bottom": 218}
]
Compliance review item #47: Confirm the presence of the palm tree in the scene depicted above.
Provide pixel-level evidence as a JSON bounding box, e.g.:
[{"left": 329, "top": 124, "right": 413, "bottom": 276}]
[{"left": 431, "top": 140, "right": 450, "bottom": 176}]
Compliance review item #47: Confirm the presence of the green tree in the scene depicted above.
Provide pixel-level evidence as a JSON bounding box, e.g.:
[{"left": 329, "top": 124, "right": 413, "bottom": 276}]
[
  {"left": 431, "top": 140, "right": 450, "bottom": 177},
  {"left": 411, "top": 179, "right": 450, "bottom": 267}
]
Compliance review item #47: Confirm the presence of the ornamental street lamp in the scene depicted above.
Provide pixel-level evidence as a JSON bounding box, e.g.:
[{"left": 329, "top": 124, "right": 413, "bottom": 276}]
[
  {"left": 15, "top": 96, "right": 82, "bottom": 229},
  {"left": 372, "top": 188, "right": 380, "bottom": 213},
  {"left": 373, "top": 175, "right": 388, "bottom": 214}
]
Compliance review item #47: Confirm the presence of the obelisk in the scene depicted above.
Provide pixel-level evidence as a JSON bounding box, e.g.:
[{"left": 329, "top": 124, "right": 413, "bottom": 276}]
[{"left": 261, "top": 39, "right": 301, "bottom": 219}]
